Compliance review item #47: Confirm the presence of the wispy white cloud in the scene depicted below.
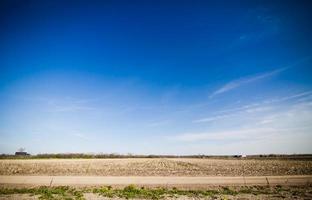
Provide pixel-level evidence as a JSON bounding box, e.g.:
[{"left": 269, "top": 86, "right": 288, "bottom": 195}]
[
  {"left": 210, "top": 67, "right": 286, "bottom": 98},
  {"left": 195, "top": 91, "right": 312, "bottom": 124},
  {"left": 46, "top": 97, "right": 97, "bottom": 112},
  {"left": 170, "top": 127, "right": 287, "bottom": 142},
  {"left": 171, "top": 124, "right": 312, "bottom": 142},
  {"left": 245, "top": 106, "right": 272, "bottom": 113},
  {"left": 263, "top": 91, "right": 312, "bottom": 104},
  {"left": 16, "top": 95, "right": 99, "bottom": 113},
  {"left": 258, "top": 119, "right": 275, "bottom": 125},
  {"left": 193, "top": 113, "right": 235, "bottom": 123},
  {"left": 193, "top": 105, "right": 273, "bottom": 123},
  {"left": 217, "top": 90, "right": 312, "bottom": 114},
  {"left": 49, "top": 105, "right": 95, "bottom": 112},
  {"left": 180, "top": 92, "right": 312, "bottom": 148},
  {"left": 211, "top": 56, "right": 312, "bottom": 98}
]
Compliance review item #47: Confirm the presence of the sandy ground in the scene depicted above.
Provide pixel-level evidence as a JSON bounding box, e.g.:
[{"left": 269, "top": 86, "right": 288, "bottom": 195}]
[
  {"left": 1, "top": 158, "right": 312, "bottom": 176},
  {"left": 1, "top": 191, "right": 312, "bottom": 200},
  {"left": 84, "top": 193, "right": 312, "bottom": 200},
  {"left": 0, "top": 194, "right": 38, "bottom": 200},
  {"left": 83, "top": 192, "right": 312, "bottom": 200},
  {"left": 0, "top": 175, "right": 311, "bottom": 188}
]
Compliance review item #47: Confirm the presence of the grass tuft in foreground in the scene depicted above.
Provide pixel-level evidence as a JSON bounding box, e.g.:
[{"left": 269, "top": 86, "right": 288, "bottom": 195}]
[
  {"left": 0, "top": 184, "right": 311, "bottom": 199},
  {"left": 0, "top": 186, "right": 84, "bottom": 200}
]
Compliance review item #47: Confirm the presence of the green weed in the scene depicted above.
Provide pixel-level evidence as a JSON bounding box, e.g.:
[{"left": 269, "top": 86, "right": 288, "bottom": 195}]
[{"left": 0, "top": 184, "right": 310, "bottom": 199}]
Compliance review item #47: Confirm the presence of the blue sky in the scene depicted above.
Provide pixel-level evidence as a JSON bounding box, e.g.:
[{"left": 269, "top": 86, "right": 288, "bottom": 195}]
[{"left": 1, "top": 0, "right": 312, "bottom": 155}]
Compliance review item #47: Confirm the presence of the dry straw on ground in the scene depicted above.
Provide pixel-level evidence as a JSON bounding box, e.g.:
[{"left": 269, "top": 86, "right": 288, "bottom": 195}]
[{"left": 0, "top": 158, "right": 311, "bottom": 176}]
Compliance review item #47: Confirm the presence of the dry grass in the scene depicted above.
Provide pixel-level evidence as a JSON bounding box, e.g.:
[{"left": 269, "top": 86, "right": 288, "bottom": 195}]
[{"left": 0, "top": 158, "right": 311, "bottom": 176}]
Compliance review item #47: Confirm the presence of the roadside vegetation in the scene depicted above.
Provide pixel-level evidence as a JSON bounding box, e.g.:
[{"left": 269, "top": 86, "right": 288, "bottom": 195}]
[
  {"left": 0, "top": 186, "right": 84, "bottom": 200},
  {"left": 0, "top": 185, "right": 311, "bottom": 200}
]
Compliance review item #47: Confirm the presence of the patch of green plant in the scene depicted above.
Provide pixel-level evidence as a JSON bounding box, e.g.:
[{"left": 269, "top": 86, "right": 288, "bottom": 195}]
[
  {"left": 93, "top": 185, "right": 240, "bottom": 199},
  {"left": 220, "top": 186, "right": 238, "bottom": 195},
  {"left": 0, "top": 186, "right": 84, "bottom": 200},
  {"left": 238, "top": 186, "right": 268, "bottom": 195},
  {"left": 1, "top": 184, "right": 310, "bottom": 199},
  {"left": 94, "top": 185, "right": 166, "bottom": 199}
]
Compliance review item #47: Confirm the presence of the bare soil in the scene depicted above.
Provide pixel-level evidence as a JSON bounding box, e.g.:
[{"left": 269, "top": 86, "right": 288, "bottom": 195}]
[{"left": 0, "top": 158, "right": 311, "bottom": 176}]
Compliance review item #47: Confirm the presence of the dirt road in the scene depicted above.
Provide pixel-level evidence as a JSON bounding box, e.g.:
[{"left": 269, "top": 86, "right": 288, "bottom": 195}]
[{"left": 0, "top": 175, "right": 311, "bottom": 188}]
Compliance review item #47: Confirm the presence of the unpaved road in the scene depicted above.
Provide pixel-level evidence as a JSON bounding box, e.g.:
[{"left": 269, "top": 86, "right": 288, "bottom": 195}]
[{"left": 0, "top": 175, "right": 311, "bottom": 188}]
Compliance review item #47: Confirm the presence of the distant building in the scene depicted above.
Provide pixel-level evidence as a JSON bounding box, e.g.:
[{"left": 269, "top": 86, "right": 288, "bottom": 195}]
[
  {"left": 234, "top": 154, "right": 247, "bottom": 158},
  {"left": 15, "top": 148, "right": 30, "bottom": 156},
  {"left": 15, "top": 151, "right": 29, "bottom": 156}
]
